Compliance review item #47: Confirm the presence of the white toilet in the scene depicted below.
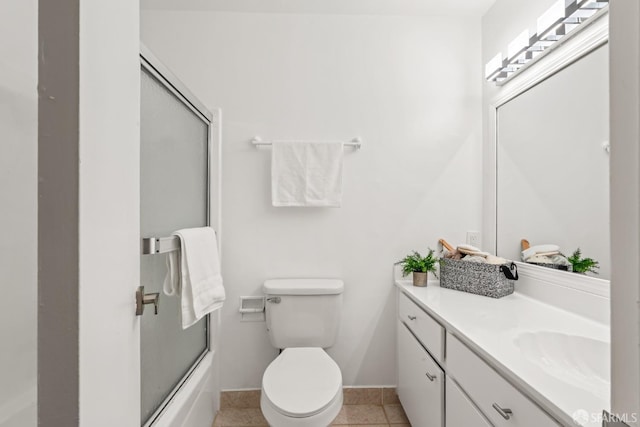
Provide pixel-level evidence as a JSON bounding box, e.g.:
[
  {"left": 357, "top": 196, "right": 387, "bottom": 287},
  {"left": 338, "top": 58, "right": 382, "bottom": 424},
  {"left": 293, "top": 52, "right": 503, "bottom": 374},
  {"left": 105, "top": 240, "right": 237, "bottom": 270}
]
[{"left": 261, "top": 279, "right": 344, "bottom": 427}]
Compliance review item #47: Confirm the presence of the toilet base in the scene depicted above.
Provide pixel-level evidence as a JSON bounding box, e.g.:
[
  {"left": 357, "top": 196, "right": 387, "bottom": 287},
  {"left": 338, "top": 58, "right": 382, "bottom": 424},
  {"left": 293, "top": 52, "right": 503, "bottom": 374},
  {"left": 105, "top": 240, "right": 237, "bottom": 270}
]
[{"left": 260, "top": 389, "right": 343, "bottom": 427}]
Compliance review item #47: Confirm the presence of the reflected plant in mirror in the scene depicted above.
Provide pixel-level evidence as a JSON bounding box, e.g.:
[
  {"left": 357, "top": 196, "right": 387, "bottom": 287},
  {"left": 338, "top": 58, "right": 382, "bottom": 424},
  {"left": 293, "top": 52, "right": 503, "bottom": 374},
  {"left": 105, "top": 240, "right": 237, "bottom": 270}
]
[{"left": 567, "top": 248, "right": 600, "bottom": 275}]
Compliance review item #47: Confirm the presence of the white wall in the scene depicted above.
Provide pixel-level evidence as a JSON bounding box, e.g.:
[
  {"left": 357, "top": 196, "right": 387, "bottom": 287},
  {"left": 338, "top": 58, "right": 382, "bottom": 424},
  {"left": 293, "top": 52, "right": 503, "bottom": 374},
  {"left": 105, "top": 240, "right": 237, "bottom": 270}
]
[
  {"left": 0, "top": 0, "right": 37, "bottom": 425},
  {"left": 78, "top": 1, "right": 142, "bottom": 425},
  {"left": 142, "top": 11, "right": 483, "bottom": 389}
]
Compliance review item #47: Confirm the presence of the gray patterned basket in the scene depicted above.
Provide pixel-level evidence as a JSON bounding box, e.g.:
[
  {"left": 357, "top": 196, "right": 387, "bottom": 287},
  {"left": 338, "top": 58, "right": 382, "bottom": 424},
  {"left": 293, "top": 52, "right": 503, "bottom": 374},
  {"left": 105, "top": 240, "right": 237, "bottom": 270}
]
[{"left": 439, "top": 258, "right": 518, "bottom": 299}]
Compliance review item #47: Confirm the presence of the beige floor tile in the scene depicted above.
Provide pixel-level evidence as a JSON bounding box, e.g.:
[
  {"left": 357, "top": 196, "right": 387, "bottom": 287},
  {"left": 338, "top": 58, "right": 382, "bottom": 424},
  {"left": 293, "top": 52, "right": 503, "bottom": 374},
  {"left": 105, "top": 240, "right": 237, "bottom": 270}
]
[
  {"left": 383, "top": 404, "right": 409, "bottom": 424},
  {"left": 343, "top": 388, "right": 383, "bottom": 405},
  {"left": 332, "top": 405, "right": 388, "bottom": 425},
  {"left": 220, "top": 390, "right": 262, "bottom": 409},
  {"left": 382, "top": 388, "right": 400, "bottom": 405},
  {"left": 213, "top": 395, "right": 409, "bottom": 427},
  {"left": 213, "top": 408, "right": 268, "bottom": 426}
]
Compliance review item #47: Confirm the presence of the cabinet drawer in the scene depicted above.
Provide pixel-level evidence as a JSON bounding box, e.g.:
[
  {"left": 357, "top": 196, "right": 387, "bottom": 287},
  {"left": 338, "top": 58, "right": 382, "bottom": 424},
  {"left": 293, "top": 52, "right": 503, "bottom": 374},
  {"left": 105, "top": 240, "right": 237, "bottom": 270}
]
[
  {"left": 446, "top": 376, "right": 492, "bottom": 427},
  {"left": 397, "top": 322, "right": 444, "bottom": 427},
  {"left": 447, "top": 333, "right": 559, "bottom": 427},
  {"left": 398, "top": 292, "right": 444, "bottom": 362}
]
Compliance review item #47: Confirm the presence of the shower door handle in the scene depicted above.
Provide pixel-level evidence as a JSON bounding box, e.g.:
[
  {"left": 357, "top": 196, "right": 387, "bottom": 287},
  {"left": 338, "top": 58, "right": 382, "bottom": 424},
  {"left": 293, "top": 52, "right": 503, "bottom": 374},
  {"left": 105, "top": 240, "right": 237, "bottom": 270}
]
[{"left": 136, "top": 286, "right": 160, "bottom": 315}]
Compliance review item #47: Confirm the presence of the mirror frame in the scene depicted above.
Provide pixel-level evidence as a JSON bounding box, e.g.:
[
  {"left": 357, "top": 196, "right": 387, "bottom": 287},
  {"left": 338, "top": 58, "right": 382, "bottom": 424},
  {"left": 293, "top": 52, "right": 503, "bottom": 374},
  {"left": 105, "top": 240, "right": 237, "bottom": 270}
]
[{"left": 484, "top": 9, "right": 610, "bottom": 296}]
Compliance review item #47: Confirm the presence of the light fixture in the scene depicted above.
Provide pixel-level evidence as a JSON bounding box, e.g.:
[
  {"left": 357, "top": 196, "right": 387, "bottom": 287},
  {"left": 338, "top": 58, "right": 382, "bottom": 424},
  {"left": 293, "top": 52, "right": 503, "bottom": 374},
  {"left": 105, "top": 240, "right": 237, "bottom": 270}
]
[
  {"left": 536, "top": 0, "right": 567, "bottom": 39},
  {"left": 508, "top": 30, "right": 531, "bottom": 62},
  {"left": 537, "top": 0, "right": 566, "bottom": 41},
  {"left": 484, "top": 52, "right": 505, "bottom": 81},
  {"left": 485, "top": 0, "right": 609, "bottom": 85}
]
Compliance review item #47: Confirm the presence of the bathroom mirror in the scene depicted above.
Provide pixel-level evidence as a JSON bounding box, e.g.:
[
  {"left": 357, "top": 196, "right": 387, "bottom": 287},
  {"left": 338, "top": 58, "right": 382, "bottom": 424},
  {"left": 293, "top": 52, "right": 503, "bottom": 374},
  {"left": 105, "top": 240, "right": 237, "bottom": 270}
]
[{"left": 495, "top": 43, "right": 610, "bottom": 279}]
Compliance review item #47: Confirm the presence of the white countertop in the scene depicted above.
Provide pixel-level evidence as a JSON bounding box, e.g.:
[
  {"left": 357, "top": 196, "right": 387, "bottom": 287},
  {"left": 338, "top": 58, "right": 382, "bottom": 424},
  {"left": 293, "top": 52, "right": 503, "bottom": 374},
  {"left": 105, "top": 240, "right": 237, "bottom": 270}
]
[{"left": 395, "top": 280, "right": 610, "bottom": 427}]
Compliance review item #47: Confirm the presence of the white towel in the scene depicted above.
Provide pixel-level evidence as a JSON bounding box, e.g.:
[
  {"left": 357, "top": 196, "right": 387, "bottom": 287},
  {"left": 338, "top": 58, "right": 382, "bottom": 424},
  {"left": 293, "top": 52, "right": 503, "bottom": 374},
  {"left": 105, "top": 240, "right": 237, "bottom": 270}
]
[
  {"left": 271, "top": 141, "right": 343, "bottom": 207},
  {"left": 521, "top": 244, "right": 560, "bottom": 261},
  {"left": 163, "top": 227, "right": 225, "bottom": 329}
]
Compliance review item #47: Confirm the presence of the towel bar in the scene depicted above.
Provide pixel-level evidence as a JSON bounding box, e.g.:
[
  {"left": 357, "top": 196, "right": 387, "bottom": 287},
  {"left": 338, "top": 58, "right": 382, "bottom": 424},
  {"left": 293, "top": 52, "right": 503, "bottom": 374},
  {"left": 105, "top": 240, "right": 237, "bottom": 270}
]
[
  {"left": 142, "top": 236, "right": 180, "bottom": 255},
  {"left": 142, "top": 229, "right": 219, "bottom": 255},
  {"left": 250, "top": 136, "right": 362, "bottom": 149}
]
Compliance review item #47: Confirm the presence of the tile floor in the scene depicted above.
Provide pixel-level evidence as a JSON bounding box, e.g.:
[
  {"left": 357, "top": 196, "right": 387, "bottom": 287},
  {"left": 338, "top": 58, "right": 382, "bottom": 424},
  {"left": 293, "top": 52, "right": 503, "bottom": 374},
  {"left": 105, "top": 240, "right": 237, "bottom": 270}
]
[{"left": 213, "top": 388, "right": 410, "bottom": 427}]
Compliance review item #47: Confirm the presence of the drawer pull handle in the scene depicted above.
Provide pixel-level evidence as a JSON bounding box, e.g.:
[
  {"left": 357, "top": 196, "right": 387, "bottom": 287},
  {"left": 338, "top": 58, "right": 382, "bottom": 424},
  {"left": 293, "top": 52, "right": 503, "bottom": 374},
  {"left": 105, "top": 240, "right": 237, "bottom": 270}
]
[
  {"left": 492, "top": 403, "right": 513, "bottom": 420},
  {"left": 407, "top": 315, "right": 417, "bottom": 321},
  {"left": 425, "top": 372, "right": 437, "bottom": 381}
]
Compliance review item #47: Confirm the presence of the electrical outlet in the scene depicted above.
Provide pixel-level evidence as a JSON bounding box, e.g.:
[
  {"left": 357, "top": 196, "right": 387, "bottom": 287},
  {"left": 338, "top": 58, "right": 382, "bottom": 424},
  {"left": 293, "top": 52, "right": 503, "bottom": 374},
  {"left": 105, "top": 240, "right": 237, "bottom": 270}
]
[{"left": 466, "top": 231, "right": 481, "bottom": 248}]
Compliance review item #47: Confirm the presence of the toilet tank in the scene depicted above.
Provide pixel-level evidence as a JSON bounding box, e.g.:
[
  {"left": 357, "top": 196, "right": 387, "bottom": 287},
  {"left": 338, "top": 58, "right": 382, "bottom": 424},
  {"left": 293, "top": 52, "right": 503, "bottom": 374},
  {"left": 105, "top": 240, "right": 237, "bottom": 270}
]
[{"left": 263, "top": 279, "right": 344, "bottom": 349}]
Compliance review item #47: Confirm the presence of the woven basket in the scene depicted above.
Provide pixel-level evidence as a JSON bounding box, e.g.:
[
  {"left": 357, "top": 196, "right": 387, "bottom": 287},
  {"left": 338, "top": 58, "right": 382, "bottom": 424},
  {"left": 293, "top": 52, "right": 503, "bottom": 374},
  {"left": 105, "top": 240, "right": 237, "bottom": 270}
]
[{"left": 440, "top": 258, "right": 518, "bottom": 299}]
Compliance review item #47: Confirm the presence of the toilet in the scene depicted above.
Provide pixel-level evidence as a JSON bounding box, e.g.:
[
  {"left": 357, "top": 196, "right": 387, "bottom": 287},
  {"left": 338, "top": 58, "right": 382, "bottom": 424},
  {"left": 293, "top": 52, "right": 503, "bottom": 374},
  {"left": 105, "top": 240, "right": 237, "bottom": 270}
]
[{"left": 261, "top": 279, "right": 344, "bottom": 427}]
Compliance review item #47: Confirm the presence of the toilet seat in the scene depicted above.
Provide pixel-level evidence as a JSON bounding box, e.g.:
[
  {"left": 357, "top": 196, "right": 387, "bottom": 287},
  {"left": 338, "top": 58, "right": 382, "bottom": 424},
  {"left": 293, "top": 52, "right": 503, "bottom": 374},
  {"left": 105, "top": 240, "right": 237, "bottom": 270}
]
[{"left": 262, "top": 347, "right": 342, "bottom": 418}]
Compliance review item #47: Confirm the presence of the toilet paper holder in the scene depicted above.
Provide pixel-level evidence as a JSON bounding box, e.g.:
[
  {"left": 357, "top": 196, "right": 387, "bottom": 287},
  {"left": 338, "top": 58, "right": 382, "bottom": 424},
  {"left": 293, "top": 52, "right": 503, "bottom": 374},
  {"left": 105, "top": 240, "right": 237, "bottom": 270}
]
[
  {"left": 239, "top": 296, "right": 266, "bottom": 322},
  {"left": 239, "top": 296, "right": 265, "bottom": 313}
]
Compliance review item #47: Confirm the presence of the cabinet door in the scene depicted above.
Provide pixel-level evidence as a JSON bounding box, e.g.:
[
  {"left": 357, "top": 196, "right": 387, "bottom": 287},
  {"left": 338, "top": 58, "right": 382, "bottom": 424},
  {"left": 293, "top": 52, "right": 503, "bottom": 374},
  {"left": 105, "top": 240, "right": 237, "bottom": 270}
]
[
  {"left": 447, "top": 333, "right": 559, "bottom": 427},
  {"left": 446, "top": 376, "right": 493, "bottom": 427},
  {"left": 398, "top": 292, "right": 445, "bottom": 362},
  {"left": 397, "top": 321, "right": 444, "bottom": 427}
]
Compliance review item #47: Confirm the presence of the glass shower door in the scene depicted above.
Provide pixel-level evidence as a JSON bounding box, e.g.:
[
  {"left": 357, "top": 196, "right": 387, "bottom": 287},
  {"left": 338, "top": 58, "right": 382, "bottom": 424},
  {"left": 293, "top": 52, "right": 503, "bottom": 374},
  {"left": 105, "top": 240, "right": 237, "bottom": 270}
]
[{"left": 140, "top": 63, "right": 210, "bottom": 426}]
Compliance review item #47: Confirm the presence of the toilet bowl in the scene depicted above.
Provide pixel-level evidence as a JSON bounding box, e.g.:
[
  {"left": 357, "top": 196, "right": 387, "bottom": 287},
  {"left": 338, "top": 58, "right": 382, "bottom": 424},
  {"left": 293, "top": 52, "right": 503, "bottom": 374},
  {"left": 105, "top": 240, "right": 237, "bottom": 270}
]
[{"left": 261, "top": 347, "right": 343, "bottom": 427}]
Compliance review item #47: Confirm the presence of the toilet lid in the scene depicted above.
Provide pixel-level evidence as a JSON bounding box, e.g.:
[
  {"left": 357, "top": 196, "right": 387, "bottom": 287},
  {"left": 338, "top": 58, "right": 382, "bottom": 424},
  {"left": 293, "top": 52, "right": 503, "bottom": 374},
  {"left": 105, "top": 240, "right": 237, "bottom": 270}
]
[{"left": 262, "top": 347, "right": 342, "bottom": 418}]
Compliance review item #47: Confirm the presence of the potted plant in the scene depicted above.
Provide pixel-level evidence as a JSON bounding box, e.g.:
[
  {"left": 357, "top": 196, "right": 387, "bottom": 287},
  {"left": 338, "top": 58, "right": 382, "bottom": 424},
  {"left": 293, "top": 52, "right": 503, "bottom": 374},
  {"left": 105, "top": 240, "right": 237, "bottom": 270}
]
[
  {"left": 397, "top": 249, "right": 439, "bottom": 287},
  {"left": 567, "top": 248, "right": 600, "bottom": 275}
]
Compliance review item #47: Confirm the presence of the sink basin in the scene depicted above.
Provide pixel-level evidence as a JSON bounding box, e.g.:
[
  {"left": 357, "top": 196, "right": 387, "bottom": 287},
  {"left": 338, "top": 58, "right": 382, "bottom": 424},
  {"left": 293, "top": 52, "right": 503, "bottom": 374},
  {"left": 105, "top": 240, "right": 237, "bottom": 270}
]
[{"left": 514, "top": 331, "right": 609, "bottom": 398}]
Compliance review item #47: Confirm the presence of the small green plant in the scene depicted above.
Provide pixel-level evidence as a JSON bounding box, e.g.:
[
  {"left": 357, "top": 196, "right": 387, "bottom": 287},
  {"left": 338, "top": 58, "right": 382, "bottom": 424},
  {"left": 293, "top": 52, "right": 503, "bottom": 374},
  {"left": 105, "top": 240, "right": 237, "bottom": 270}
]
[
  {"left": 396, "top": 249, "right": 439, "bottom": 278},
  {"left": 568, "top": 248, "right": 600, "bottom": 275}
]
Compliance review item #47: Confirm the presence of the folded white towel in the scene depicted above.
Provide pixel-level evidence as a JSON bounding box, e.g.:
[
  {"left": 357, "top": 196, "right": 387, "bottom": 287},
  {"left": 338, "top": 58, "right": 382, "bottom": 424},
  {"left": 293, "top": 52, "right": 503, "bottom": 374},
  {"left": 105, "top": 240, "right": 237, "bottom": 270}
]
[
  {"left": 457, "top": 244, "right": 481, "bottom": 252},
  {"left": 521, "top": 244, "right": 560, "bottom": 261},
  {"left": 486, "top": 255, "right": 508, "bottom": 265},
  {"left": 457, "top": 244, "right": 490, "bottom": 257},
  {"left": 163, "top": 227, "right": 225, "bottom": 329},
  {"left": 271, "top": 141, "right": 343, "bottom": 207}
]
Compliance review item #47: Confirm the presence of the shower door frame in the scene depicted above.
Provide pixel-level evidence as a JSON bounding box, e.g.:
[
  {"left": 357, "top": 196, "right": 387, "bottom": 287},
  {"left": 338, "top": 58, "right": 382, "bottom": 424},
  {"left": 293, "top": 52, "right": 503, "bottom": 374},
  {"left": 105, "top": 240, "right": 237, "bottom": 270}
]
[{"left": 140, "top": 43, "right": 220, "bottom": 427}]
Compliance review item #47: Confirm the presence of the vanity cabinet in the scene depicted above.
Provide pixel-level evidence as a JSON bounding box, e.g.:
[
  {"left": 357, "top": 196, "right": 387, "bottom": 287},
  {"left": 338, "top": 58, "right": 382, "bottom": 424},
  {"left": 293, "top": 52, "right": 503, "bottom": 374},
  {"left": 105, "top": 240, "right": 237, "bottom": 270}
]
[
  {"left": 397, "top": 289, "right": 562, "bottom": 427},
  {"left": 397, "top": 321, "right": 444, "bottom": 427}
]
